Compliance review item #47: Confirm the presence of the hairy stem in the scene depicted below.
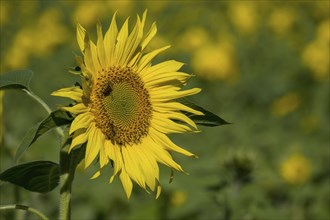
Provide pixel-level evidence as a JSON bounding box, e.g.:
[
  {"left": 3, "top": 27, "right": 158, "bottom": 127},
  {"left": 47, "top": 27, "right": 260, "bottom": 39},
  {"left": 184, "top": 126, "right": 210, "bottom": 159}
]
[
  {"left": 59, "top": 147, "right": 75, "bottom": 220},
  {"left": 0, "top": 204, "right": 49, "bottom": 220},
  {"left": 59, "top": 140, "right": 84, "bottom": 220}
]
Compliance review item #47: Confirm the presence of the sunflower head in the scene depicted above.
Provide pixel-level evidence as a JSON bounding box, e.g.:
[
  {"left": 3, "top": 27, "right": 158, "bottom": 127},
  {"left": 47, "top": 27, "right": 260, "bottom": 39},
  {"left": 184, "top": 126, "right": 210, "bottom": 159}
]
[{"left": 52, "top": 11, "right": 203, "bottom": 198}]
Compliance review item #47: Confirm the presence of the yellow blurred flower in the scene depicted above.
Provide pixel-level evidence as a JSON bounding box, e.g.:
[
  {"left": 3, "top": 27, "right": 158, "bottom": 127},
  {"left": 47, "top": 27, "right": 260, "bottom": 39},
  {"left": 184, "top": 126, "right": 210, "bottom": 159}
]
[
  {"left": 179, "top": 27, "right": 209, "bottom": 51},
  {"left": 105, "top": 0, "right": 134, "bottom": 16},
  {"left": 270, "top": 92, "right": 301, "bottom": 117},
  {"left": 280, "top": 154, "right": 311, "bottom": 185},
  {"left": 192, "top": 40, "right": 238, "bottom": 82},
  {"left": 73, "top": 1, "right": 105, "bottom": 28},
  {"left": 228, "top": 2, "right": 259, "bottom": 35},
  {"left": 316, "top": 19, "right": 329, "bottom": 43},
  {"left": 268, "top": 7, "right": 297, "bottom": 35},
  {"left": 302, "top": 20, "right": 329, "bottom": 81},
  {"left": 170, "top": 190, "right": 187, "bottom": 207},
  {"left": 0, "top": 1, "right": 10, "bottom": 26},
  {"left": 4, "top": 8, "right": 69, "bottom": 69},
  {"left": 34, "top": 9, "right": 69, "bottom": 56}
]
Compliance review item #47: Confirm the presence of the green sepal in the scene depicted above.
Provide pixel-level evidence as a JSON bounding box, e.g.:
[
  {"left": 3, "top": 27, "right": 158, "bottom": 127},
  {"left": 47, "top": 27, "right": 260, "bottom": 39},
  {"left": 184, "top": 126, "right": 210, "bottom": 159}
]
[
  {"left": 15, "top": 110, "right": 73, "bottom": 161},
  {"left": 0, "top": 69, "right": 33, "bottom": 91},
  {"left": 0, "top": 161, "right": 59, "bottom": 193}
]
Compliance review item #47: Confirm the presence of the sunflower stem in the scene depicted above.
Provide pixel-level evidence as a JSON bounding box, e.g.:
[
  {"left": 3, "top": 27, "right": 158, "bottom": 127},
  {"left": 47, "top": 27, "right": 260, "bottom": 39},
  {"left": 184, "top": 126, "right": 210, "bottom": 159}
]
[
  {"left": 23, "top": 89, "right": 64, "bottom": 138},
  {"left": 59, "top": 142, "right": 76, "bottom": 220},
  {"left": 0, "top": 204, "right": 49, "bottom": 220}
]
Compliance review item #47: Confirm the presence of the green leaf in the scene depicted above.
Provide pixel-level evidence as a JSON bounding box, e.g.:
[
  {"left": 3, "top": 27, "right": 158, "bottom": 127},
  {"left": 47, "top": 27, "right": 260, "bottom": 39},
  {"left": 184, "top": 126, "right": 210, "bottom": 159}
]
[
  {"left": 181, "top": 99, "right": 230, "bottom": 127},
  {"left": 0, "top": 161, "right": 59, "bottom": 193},
  {"left": 71, "top": 143, "right": 86, "bottom": 168},
  {"left": 0, "top": 69, "right": 53, "bottom": 114},
  {"left": 15, "top": 110, "right": 73, "bottom": 161},
  {"left": 0, "top": 69, "right": 33, "bottom": 91}
]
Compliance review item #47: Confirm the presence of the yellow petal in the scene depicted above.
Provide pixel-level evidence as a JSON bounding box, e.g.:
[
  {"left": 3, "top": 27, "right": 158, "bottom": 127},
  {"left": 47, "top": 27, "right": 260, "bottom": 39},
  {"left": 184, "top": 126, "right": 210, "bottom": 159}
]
[
  {"left": 69, "top": 112, "right": 93, "bottom": 134},
  {"left": 69, "top": 128, "right": 88, "bottom": 153},
  {"left": 140, "top": 9, "right": 147, "bottom": 31},
  {"left": 61, "top": 103, "right": 88, "bottom": 115},
  {"left": 166, "top": 112, "right": 198, "bottom": 129},
  {"left": 96, "top": 22, "right": 106, "bottom": 68},
  {"left": 141, "top": 22, "right": 157, "bottom": 50},
  {"left": 122, "top": 146, "right": 146, "bottom": 188},
  {"left": 144, "top": 72, "right": 190, "bottom": 88},
  {"left": 143, "top": 137, "right": 184, "bottom": 172},
  {"left": 156, "top": 185, "right": 162, "bottom": 199},
  {"left": 137, "top": 46, "right": 171, "bottom": 72},
  {"left": 84, "top": 124, "right": 102, "bottom": 168},
  {"left": 99, "top": 144, "right": 109, "bottom": 169},
  {"left": 119, "top": 170, "right": 133, "bottom": 198},
  {"left": 134, "top": 145, "right": 158, "bottom": 191},
  {"left": 109, "top": 143, "right": 123, "bottom": 183},
  {"left": 150, "top": 88, "right": 201, "bottom": 101},
  {"left": 91, "top": 170, "right": 101, "bottom": 179},
  {"left": 51, "top": 87, "right": 83, "bottom": 102},
  {"left": 90, "top": 40, "right": 101, "bottom": 74},
  {"left": 114, "top": 18, "right": 129, "bottom": 66},
  {"left": 140, "top": 60, "right": 184, "bottom": 79},
  {"left": 127, "top": 51, "right": 142, "bottom": 68},
  {"left": 149, "top": 127, "right": 196, "bottom": 157},
  {"left": 77, "top": 23, "right": 86, "bottom": 53},
  {"left": 83, "top": 33, "right": 96, "bottom": 74},
  {"left": 121, "top": 16, "right": 143, "bottom": 65},
  {"left": 104, "top": 12, "right": 118, "bottom": 67},
  {"left": 151, "top": 115, "right": 193, "bottom": 134},
  {"left": 153, "top": 102, "right": 204, "bottom": 116}
]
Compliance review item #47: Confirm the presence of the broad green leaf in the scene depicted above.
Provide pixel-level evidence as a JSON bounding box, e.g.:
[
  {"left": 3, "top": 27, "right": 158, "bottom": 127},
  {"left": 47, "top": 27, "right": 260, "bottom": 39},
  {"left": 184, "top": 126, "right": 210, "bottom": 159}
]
[
  {"left": 0, "top": 69, "right": 53, "bottom": 114},
  {"left": 0, "top": 69, "right": 33, "bottom": 91},
  {"left": 0, "top": 161, "right": 59, "bottom": 193},
  {"left": 15, "top": 110, "right": 73, "bottom": 161},
  {"left": 181, "top": 99, "right": 230, "bottom": 127}
]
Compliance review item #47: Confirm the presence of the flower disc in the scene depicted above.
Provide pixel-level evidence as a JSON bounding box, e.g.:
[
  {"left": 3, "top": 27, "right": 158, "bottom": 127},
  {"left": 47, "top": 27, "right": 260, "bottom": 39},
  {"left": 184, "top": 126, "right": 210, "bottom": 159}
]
[{"left": 91, "top": 66, "right": 152, "bottom": 145}]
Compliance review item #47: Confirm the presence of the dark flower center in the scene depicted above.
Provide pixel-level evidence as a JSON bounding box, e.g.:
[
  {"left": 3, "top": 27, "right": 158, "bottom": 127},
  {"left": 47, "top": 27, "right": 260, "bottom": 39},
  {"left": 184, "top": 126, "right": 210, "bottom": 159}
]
[{"left": 91, "top": 67, "right": 152, "bottom": 146}]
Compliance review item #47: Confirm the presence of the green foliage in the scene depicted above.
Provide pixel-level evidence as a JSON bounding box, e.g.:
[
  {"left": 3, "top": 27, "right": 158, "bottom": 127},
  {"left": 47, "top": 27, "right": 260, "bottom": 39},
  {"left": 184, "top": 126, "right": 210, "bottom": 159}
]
[
  {"left": 15, "top": 110, "right": 73, "bottom": 161},
  {"left": 0, "top": 161, "right": 59, "bottom": 193},
  {"left": 0, "top": 69, "right": 33, "bottom": 91},
  {"left": 181, "top": 99, "right": 230, "bottom": 127}
]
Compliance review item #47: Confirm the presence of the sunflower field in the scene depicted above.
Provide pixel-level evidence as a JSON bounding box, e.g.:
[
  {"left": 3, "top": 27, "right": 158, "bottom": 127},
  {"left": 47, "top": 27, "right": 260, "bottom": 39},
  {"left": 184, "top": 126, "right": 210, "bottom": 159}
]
[{"left": 0, "top": 1, "right": 329, "bottom": 220}]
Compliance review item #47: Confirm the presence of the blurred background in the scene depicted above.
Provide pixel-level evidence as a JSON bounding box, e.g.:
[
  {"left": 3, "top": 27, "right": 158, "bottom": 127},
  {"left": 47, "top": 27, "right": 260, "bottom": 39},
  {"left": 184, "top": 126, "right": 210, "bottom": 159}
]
[{"left": 0, "top": 1, "right": 329, "bottom": 220}]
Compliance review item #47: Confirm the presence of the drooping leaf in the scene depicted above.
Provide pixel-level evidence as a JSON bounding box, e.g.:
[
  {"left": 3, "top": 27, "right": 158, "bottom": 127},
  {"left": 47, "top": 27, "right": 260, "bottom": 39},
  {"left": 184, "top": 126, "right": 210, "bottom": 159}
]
[
  {"left": 0, "top": 69, "right": 33, "bottom": 91},
  {"left": 180, "top": 99, "right": 230, "bottom": 127},
  {"left": 0, "top": 161, "right": 59, "bottom": 193},
  {"left": 15, "top": 110, "right": 73, "bottom": 161}
]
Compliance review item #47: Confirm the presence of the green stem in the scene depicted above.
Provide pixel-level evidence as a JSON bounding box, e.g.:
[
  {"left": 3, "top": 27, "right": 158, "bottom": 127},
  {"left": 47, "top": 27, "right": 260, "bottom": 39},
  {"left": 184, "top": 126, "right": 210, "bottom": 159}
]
[
  {"left": 23, "top": 89, "right": 64, "bottom": 138},
  {"left": 22, "top": 89, "right": 52, "bottom": 114},
  {"left": 0, "top": 204, "right": 49, "bottom": 220},
  {"left": 59, "top": 140, "right": 83, "bottom": 220},
  {"left": 59, "top": 149, "right": 73, "bottom": 220}
]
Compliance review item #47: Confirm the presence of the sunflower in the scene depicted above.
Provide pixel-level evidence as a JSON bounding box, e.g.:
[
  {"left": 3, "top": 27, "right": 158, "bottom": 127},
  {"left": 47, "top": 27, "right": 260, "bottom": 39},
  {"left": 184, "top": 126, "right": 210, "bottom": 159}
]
[{"left": 52, "top": 11, "right": 203, "bottom": 198}]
